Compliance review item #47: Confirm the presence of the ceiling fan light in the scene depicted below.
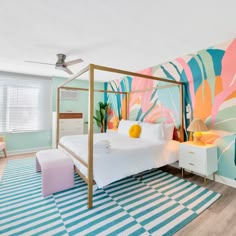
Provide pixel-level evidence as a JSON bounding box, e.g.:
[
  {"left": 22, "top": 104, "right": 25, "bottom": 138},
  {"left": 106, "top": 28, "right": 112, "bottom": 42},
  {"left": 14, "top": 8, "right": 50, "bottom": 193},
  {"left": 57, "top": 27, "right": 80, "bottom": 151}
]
[
  {"left": 57, "top": 53, "right": 66, "bottom": 60},
  {"left": 55, "top": 65, "right": 64, "bottom": 70}
]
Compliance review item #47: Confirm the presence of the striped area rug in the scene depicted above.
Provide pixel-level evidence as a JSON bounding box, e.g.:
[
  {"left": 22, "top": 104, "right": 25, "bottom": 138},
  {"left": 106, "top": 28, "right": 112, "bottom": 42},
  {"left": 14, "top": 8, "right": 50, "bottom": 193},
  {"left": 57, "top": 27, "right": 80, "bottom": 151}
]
[{"left": 0, "top": 158, "right": 221, "bottom": 236}]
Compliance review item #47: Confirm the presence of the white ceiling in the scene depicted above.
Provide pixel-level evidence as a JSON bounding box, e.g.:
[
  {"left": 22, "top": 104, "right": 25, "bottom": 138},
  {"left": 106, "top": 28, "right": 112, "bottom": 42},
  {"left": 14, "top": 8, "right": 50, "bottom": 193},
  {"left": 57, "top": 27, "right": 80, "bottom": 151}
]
[{"left": 0, "top": 0, "right": 235, "bottom": 82}]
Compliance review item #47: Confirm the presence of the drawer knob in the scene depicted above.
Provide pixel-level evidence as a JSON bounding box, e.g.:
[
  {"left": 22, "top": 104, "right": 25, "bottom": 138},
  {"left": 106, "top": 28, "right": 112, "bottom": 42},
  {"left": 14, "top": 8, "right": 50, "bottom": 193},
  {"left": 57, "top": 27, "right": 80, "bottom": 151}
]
[
  {"left": 189, "top": 163, "right": 195, "bottom": 166},
  {"left": 189, "top": 151, "right": 195, "bottom": 154}
]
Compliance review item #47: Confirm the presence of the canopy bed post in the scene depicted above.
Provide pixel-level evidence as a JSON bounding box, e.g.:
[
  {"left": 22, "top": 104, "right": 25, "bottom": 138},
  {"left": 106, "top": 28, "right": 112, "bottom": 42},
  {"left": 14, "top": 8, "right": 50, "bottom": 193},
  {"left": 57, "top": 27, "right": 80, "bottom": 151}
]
[
  {"left": 56, "top": 87, "right": 60, "bottom": 147},
  {"left": 88, "top": 64, "right": 95, "bottom": 208},
  {"left": 124, "top": 92, "right": 128, "bottom": 120},
  {"left": 179, "top": 84, "right": 184, "bottom": 142},
  {"left": 57, "top": 65, "right": 89, "bottom": 147},
  {"left": 126, "top": 92, "right": 130, "bottom": 120}
]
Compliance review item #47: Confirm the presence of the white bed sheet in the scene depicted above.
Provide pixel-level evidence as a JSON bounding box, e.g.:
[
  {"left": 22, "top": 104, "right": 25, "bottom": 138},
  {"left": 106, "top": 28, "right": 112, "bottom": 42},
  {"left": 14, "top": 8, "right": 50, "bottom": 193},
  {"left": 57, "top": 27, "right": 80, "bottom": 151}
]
[{"left": 59, "top": 133, "right": 179, "bottom": 188}]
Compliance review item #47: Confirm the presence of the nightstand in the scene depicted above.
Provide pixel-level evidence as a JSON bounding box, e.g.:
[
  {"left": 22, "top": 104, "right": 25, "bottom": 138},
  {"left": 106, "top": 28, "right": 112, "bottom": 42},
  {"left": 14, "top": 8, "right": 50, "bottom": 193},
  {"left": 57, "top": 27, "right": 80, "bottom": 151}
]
[{"left": 179, "top": 141, "right": 218, "bottom": 184}]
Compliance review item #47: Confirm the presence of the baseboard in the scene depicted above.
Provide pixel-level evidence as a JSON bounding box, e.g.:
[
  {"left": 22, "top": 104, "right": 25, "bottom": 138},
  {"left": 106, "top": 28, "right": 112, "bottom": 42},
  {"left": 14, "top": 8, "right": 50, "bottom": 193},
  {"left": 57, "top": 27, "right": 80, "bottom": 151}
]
[
  {"left": 168, "top": 164, "right": 236, "bottom": 189},
  {"left": 191, "top": 172, "right": 236, "bottom": 189},
  {"left": 210, "top": 174, "right": 236, "bottom": 188},
  {"left": 188, "top": 172, "right": 236, "bottom": 188},
  {"left": 0, "top": 146, "right": 52, "bottom": 157}
]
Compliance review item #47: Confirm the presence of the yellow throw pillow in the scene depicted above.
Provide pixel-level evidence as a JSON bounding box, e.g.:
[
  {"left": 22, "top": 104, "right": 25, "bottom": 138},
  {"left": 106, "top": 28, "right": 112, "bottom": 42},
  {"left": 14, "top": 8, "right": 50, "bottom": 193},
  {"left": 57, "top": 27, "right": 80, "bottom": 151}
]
[{"left": 129, "top": 124, "right": 141, "bottom": 138}]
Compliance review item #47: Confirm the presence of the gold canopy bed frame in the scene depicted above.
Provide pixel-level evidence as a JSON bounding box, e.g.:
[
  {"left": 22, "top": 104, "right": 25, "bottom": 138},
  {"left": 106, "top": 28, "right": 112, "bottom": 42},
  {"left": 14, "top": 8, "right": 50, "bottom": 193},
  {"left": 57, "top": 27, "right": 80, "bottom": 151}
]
[{"left": 57, "top": 64, "right": 184, "bottom": 208}]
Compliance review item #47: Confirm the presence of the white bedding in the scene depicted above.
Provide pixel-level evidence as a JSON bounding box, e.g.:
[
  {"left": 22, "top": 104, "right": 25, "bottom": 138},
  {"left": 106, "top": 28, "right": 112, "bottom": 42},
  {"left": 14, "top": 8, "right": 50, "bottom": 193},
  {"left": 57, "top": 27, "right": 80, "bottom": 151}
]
[{"left": 59, "top": 133, "right": 179, "bottom": 188}]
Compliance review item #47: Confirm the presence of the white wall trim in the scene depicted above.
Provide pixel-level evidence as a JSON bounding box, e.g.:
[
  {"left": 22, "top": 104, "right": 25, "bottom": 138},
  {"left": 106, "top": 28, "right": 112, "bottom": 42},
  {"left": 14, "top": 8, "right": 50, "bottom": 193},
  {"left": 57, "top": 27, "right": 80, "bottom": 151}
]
[
  {"left": 0, "top": 146, "right": 52, "bottom": 157},
  {"left": 189, "top": 171, "right": 236, "bottom": 188},
  {"left": 169, "top": 162, "right": 236, "bottom": 189},
  {"left": 210, "top": 174, "right": 236, "bottom": 188}
]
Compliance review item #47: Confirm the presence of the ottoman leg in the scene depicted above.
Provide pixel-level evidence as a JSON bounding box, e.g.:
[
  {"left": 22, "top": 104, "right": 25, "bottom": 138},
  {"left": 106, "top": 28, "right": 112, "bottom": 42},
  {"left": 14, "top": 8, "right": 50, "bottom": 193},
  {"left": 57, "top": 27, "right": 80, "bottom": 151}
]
[{"left": 36, "top": 157, "right": 41, "bottom": 172}]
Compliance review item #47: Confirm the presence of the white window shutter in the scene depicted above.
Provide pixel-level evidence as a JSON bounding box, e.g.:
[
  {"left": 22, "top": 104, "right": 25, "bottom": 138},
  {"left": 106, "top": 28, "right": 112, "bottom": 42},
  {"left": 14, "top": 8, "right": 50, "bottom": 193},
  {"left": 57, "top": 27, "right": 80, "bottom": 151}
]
[{"left": 0, "top": 74, "right": 52, "bottom": 133}]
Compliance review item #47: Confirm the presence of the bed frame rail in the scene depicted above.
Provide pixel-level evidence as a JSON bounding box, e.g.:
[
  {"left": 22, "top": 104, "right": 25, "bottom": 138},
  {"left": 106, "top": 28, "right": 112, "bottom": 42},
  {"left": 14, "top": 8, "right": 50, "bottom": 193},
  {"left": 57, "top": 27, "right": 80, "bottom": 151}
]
[{"left": 57, "top": 64, "right": 184, "bottom": 208}]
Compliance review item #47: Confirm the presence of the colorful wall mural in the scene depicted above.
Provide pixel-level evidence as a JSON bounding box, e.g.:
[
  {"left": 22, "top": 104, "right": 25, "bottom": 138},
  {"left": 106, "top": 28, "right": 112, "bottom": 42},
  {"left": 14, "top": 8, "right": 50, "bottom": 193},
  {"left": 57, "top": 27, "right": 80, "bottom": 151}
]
[
  {"left": 106, "top": 39, "right": 236, "bottom": 183},
  {"left": 107, "top": 70, "right": 182, "bottom": 128}
]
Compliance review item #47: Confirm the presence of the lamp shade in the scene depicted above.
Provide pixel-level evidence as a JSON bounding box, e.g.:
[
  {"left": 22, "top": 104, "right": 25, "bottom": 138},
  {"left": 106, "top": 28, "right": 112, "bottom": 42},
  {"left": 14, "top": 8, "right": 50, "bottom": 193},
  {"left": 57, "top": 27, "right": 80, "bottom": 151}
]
[{"left": 187, "top": 118, "right": 208, "bottom": 132}]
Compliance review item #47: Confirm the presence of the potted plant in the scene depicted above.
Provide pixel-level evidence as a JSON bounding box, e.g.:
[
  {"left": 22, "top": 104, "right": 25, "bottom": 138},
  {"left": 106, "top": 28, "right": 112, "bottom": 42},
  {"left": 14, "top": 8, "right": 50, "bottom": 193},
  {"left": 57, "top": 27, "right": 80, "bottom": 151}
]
[{"left": 93, "top": 102, "right": 109, "bottom": 133}]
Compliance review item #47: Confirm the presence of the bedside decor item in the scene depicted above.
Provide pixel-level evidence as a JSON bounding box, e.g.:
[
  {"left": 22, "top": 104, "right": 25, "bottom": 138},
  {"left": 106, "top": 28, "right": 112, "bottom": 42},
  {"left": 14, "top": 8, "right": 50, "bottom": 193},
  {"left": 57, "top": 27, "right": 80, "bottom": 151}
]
[
  {"left": 187, "top": 118, "right": 208, "bottom": 145},
  {"left": 93, "top": 102, "right": 109, "bottom": 133},
  {"left": 129, "top": 124, "right": 141, "bottom": 138}
]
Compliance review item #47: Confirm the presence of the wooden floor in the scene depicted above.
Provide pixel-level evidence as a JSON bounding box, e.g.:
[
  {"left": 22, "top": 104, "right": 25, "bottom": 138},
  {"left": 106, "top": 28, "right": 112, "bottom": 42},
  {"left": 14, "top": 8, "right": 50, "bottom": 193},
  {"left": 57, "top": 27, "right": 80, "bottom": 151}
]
[
  {"left": 1, "top": 155, "right": 236, "bottom": 236},
  {"left": 0, "top": 153, "right": 34, "bottom": 177},
  {"left": 161, "top": 165, "right": 236, "bottom": 236}
]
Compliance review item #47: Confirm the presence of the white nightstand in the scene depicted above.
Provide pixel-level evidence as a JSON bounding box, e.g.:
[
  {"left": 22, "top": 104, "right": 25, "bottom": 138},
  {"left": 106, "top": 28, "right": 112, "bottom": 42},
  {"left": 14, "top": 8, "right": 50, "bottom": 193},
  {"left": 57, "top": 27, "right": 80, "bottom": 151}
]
[{"left": 179, "top": 141, "right": 218, "bottom": 184}]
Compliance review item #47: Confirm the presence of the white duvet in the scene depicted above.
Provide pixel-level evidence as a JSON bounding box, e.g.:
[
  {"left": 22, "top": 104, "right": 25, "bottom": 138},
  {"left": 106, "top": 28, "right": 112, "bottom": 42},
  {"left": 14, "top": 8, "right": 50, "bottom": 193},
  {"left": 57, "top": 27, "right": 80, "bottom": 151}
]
[{"left": 59, "top": 133, "right": 179, "bottom": 188}]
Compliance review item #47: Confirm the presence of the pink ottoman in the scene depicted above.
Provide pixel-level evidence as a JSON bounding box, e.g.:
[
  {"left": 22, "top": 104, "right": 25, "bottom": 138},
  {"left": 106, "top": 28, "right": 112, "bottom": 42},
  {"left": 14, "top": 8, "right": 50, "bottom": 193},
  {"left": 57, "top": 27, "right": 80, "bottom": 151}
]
[{"left": 36, "top": 149, "right": 74, "bottom": 197}]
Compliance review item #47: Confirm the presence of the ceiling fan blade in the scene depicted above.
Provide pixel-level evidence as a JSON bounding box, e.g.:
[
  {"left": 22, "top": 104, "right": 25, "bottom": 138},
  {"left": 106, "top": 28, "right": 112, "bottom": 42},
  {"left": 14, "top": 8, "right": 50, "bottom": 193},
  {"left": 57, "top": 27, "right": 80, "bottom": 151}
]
[
  {"left": 25, "top": 60, "right": 55, "bottom": 66},
  {"left": 64, "top": 58, "right": 83, "bottom": 66},
  {"left": 63, "top": 67, "right": 73, "bottom": 75}
]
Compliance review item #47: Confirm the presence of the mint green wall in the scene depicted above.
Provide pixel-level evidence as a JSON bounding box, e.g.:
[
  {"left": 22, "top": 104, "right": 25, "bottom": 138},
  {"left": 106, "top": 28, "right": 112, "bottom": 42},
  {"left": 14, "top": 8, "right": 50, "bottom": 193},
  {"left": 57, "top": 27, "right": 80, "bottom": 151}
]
[
  {"left": 2, "top": 131, "right": 52, "bottom": 154},
  {"left": 0, "top": 76, "right": 104, "bottom": 155},
  {"left": 0, "top": 72, "right": 52, "bottom": 155},
  {"left": 52, "top": 77, "right": 104, "bottom": 123}
]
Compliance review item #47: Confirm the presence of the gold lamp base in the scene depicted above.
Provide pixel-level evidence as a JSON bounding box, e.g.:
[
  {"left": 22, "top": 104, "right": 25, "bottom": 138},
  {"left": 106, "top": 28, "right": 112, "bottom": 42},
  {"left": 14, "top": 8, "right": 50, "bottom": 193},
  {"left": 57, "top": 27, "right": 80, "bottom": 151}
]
[{"left": 193, "top": 132, "right": 205, "bottom": 146}]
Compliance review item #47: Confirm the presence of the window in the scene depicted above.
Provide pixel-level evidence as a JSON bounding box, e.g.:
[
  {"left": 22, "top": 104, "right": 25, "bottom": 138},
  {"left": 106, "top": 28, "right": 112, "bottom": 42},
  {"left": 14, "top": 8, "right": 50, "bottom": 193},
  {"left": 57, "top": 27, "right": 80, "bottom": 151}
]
[{"left": 0, "top": 74, "right": 52, "bottom": 133}]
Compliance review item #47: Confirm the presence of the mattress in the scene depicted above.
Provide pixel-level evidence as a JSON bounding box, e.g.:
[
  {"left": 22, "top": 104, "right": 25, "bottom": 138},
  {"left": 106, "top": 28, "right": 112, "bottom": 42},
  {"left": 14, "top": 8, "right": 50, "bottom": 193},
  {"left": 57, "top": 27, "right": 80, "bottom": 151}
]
[{"left": 59, "top": 133, "right": 179, "bottom": 188}]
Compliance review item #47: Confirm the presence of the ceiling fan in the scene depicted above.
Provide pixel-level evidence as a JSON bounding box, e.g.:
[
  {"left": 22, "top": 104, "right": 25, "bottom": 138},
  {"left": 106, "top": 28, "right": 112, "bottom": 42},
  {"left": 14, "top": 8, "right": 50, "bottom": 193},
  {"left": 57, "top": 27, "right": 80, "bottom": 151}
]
[{"left": 25, "top": 54, "right": 83, "bottom": 75}]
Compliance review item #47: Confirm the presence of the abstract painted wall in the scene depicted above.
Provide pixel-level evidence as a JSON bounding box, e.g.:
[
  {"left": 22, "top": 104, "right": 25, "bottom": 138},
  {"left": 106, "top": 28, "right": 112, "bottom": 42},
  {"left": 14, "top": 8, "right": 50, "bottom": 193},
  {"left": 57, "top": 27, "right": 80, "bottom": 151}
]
[
  {"left": 107, "top": 39, "right": 236, "bottom": 182},
  {"left": 107, "top": 70, "right": 182, "bottom": 128}
]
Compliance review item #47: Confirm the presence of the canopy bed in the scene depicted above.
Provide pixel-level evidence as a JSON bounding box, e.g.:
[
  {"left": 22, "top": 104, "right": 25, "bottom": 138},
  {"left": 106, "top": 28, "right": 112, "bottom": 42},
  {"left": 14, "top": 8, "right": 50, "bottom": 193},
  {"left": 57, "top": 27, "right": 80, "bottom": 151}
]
[{"left": 56, "top": 64, "right": 184, "bottom": 208}]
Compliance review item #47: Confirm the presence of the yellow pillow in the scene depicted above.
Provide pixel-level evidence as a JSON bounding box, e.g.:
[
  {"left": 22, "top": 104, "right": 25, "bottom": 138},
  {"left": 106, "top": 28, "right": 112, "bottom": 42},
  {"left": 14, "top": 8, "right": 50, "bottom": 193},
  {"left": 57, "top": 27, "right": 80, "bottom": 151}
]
[{"left": 129, "top": 124, "right": 141, "bottom": 138}]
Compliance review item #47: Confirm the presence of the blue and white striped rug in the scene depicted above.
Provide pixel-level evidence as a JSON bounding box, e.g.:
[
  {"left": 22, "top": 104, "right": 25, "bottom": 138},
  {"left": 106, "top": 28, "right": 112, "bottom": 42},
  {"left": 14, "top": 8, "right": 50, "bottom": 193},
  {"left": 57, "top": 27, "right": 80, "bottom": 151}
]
[{"left": 0, "top": 158, "right": 221, "bottom": 236}]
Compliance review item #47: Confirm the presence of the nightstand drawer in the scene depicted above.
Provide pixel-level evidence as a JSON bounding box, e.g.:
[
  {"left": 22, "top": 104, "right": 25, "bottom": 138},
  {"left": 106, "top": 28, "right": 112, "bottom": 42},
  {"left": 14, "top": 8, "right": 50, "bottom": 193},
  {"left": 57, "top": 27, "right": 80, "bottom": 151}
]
[
  {"left": 179, "top": 141, "right": 218, "bottom": 177},
  {"left": 180, "top": 144, "right": 206, "bottom": 157},
  {"left": 179, "top": 154, "right": 205, "bottom": 172},
  {"left": 180, "top": 147, "right": 206, "bottom": 167}
]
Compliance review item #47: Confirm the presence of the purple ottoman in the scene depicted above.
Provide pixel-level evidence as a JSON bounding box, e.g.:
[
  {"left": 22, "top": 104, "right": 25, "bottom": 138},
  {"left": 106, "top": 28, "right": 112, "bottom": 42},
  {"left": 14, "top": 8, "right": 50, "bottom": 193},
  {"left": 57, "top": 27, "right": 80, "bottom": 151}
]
[{"left": 36, "top": 149, "right": 74, "bottom": 197}]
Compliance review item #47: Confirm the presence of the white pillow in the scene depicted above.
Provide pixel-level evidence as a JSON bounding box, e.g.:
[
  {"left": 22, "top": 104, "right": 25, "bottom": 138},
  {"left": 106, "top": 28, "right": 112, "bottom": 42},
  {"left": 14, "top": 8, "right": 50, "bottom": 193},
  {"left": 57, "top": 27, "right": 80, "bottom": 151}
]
[
  {"left": 117, "top": 119, "right": 139, "bottom": 135},
  {"left": 163, "top": 123, "right": 175, "bottom": 141},
  {"left": 140, "top": 122, "right": 164, "bottom": 141}
]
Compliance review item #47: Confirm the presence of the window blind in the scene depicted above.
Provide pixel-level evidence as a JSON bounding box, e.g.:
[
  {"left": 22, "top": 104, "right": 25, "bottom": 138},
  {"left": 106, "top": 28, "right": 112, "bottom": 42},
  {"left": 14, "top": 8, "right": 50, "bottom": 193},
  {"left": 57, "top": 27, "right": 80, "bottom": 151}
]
[{"left": 0, "top": 74, "right": 52, "bottom": 133}]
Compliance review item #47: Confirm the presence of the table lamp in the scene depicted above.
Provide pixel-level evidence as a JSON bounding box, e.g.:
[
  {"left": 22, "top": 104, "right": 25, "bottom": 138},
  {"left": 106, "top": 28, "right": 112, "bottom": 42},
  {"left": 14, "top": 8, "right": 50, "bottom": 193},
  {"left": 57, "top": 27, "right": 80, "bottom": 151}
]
[{"left": 187, "top": 118, "right": 208, "bottom": 145}]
